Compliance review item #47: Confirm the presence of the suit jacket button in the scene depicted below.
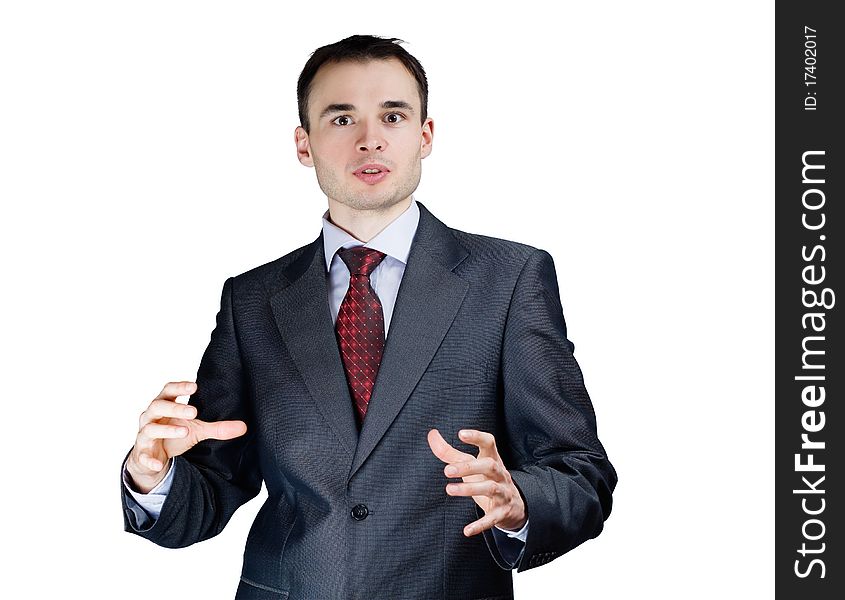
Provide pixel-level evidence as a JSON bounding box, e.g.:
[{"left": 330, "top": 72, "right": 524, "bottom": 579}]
[{"left": 351, "top": 503, "right": 369, "bottom": 521}]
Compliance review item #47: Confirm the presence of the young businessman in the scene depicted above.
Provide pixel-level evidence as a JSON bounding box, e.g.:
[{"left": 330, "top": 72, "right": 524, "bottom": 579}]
[{"left": 121, "top": 34, "right": 617, "bottom": 599}]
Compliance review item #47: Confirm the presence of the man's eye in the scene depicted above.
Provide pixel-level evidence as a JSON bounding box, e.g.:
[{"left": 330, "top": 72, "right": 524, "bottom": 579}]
[
  {"left": 385, "top": 113, "right": 405, "bottom": 124},
  {"left": 332, "top": 116, "right": 352, "bottom": 126}
]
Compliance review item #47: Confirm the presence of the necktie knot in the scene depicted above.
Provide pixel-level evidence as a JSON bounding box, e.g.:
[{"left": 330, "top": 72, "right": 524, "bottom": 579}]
[{"left": 337, "top": 246, "right": 387, "bottom": 277}]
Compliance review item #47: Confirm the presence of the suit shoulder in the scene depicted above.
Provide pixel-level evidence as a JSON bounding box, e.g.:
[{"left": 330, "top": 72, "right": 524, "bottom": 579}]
[
  {"left": 447, "top": 226, "right": 541, "bottom": 270},
  {"left": 227, "top": 238, "right": 318, "bottom": 293}
]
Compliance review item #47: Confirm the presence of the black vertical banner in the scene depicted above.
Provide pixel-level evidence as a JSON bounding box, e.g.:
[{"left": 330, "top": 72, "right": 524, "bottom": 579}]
[{"left": 776, "top": 3, "right": 843, "bottom": 598}]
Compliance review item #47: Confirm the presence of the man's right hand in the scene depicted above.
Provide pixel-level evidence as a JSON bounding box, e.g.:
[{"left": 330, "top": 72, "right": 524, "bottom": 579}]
[{"left": 125, "top": 381, "right": 248, "bottom": 493}]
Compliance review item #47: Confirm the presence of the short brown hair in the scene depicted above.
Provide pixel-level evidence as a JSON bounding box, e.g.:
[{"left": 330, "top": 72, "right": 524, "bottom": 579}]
[{"left": 297, "top": 35, "right": 428, "bottom": 133}]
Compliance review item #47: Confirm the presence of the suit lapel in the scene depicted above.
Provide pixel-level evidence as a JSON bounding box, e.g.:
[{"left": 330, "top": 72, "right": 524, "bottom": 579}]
[
  {"left": 269, "top": 237, "right": 359, "bottom": 459},
  {"left": 348, "top": 202, "right": 469, "bottom": 481},
  {"left": 268, "top": 202, "right": 470, "bottom": 480}
]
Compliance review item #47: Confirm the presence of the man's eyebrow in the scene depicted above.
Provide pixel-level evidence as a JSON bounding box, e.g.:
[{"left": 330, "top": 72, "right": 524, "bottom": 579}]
[
  {"left": 381, "top": 100, "right": 415, "bottom": 113},
  {"left": 319, "top": 100, "right": 416, "bottom": 120},
  {"left": 319, "top": 103, "right": 355, "bottom": 119}
]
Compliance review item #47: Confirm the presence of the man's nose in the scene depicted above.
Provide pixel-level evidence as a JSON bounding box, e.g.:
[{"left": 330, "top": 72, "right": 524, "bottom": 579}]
[{"left": 357, "top": 120, "right": 385, "bottom": 153}]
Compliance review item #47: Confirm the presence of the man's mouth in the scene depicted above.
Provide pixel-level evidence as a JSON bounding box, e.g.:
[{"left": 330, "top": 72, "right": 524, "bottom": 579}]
[{"left": 353, "top": 163, "right": 390, "bottom": 184}]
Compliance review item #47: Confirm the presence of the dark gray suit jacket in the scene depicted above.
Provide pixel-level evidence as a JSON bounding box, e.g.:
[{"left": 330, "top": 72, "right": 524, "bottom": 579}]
[{"left": 121, "top": 201, "right": 617, "bottom": 599}]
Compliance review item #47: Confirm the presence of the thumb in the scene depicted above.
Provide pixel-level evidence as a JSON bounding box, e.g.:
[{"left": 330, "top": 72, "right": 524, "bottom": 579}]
[
  {"left": 427, "top": 428, "right": 472, "bottom": 464},
  {"left": 195, "top": 419, "right": 248, "bottom": 442}
]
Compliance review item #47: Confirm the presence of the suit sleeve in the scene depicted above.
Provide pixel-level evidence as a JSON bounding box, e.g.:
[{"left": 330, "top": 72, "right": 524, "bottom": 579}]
[
  {"left": 120, "top": 276, "right": 262, "bottom": 548},
  {"left": 478, "top": 249, "right": 617, "bottom": 572},
  {"left": 490, "top": 521, "right": 528, "bottom": 567}
]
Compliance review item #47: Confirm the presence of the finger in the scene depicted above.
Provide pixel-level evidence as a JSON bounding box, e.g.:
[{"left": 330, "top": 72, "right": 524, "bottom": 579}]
[
  {"left": 446, "top": 480, "right": 501, "bottom": 498},
  {"left": 155, "top": 381, "right": 197, "bottom": 402},
  {"left": 444, "top": 456, "right": 502, "bottom": 480},
  {"left": 140, "top": 399, "right": 198, "bottom": 429},
  {"left": 194, "top": 419, "right": 247, "bottom": 442},
  {"left": 138, "top": 452, "right": 166, "bottom": 472},
  {"left": 462, "top": 507, "right": 507, "bottom": 537},
  {"left": 427, "top": 428, "right": 474, "bottom": 464},
  {"left": 457, "top": 429, "right": 499, "bottom": 458},
  {"left": 139, "top": 422, "right": 189, "bottom": 441}
]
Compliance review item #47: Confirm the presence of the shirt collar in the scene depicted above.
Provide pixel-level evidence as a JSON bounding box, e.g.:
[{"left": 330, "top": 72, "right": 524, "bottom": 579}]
[{"left": 321, "top": 196, "right": 420, "bottom": 272}]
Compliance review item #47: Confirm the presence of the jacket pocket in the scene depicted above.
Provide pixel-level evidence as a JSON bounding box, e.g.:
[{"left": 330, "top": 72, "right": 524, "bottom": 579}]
[
  {"left": 415, "top": 361, "right": 492, "bottom": 392},
  {"left": 236, "top": 576, "right": 289, "bottom": 599},
  {"left": 240, "top": 493, "right": 298, "bottom": 596}
]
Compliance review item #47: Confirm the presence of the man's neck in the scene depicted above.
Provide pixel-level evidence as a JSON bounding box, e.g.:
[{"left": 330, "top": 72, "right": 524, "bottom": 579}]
[{"left": 327, "top": 196, "right": 412, "bottom": 243}]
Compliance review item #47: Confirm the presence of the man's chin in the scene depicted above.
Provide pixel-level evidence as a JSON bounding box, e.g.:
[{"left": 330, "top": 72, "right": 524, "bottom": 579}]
[{"left": 332, "top": 191, "right": 408, "bottom": 212}]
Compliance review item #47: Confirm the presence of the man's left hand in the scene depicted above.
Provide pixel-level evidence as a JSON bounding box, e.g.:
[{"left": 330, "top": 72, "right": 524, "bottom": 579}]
[{"left": 427, "top": 428, "right": 527, "bottom": 537}]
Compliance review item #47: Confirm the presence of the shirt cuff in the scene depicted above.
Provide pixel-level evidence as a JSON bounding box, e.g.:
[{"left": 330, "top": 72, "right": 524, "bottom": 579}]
[
  {"left": 122, "top": 457, "right": 175, "bottom": 520},
  {"left": 494, "top": 517, "right": 529, "bottom": 542}
]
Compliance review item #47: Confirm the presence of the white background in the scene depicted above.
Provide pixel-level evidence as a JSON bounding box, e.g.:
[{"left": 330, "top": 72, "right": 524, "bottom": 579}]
[{"left": 0, "top": 1, "right": 773, "bottom": 598}]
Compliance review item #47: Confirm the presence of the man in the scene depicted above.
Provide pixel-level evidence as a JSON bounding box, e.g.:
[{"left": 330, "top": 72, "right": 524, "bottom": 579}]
[{"left": 121, "top": 34, "right": 617, "bottom": 599}]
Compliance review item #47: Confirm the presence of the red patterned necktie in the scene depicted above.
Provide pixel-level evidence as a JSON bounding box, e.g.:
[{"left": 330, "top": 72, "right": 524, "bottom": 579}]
[{"left": 335, "top": 246, "right": 388, "bottom": 429}]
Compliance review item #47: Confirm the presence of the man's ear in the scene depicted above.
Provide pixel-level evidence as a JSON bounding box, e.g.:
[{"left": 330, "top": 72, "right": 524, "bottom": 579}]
[
  {"left": 295, "top": 126, "right": 314, "bottom": 167},
  {"left": 420, "top": 117, "right": 434, "bottom": 160}
]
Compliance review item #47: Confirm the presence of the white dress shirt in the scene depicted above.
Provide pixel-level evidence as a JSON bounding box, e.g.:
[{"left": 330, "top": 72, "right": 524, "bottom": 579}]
[{"left": 123, "top": 196, "right": 529, "bottom": 566}]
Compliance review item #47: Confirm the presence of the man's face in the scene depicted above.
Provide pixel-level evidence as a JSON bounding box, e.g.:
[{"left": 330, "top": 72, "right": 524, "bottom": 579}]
[{"left": 295, "top": 58, "right": 433, "bottom": 213}]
